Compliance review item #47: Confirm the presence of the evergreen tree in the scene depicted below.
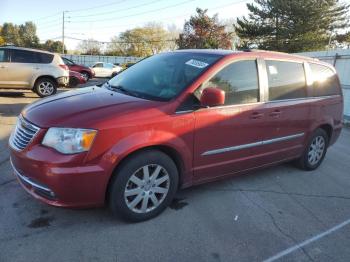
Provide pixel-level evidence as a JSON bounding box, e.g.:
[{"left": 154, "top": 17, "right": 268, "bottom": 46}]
[{"left": 236, "top": 0, "right": 349, "bottom": 52}]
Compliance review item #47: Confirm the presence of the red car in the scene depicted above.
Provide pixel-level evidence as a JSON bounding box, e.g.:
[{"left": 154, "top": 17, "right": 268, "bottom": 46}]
[
  {"left": 69, "top": 70, "right": 87, "bottom": 87},
  {"left": 9, "top": 50, "right": 343, "bottom": 222},
  {"left": 62, "top": 57, "right": 95, "bottom": 81}
]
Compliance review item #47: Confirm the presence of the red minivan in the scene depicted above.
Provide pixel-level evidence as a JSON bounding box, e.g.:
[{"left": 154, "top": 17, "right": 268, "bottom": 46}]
[{"left": 9, "top": 50, "right": 343, "bottom": 221}]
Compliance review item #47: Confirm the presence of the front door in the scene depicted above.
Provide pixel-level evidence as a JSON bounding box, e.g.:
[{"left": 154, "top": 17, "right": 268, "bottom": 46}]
[{"left": 193, "top": 59, "right": 265, "bottom": 182}]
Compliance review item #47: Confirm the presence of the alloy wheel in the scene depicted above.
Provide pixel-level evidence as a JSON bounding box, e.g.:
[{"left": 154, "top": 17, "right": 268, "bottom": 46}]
[
  {"left": 124, "top": 164, "right": 170, "bottom": 214},
  {"left": 308, "top": 135, "right": 325, "bottom": 166},
  {"left": 38, "top": 81, "right": 54, "bottom": 96}
]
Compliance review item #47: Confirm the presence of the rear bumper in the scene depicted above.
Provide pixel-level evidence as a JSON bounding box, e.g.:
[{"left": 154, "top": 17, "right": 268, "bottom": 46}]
[{"left": 57, "top": 76, "right": 69, "bottom": 87}]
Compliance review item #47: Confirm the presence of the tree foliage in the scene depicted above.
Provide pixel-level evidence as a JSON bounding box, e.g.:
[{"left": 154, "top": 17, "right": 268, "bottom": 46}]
[
  {"left": 41, "top": 40, "right": 66, "bottom": 53},
  {"left": 236, "top": 0, "right": 350, "bottom": 52},
  {"left": 77, "top": 38, "right": 102, "bottom": 55},
  {"left": 176, "top": 8, "right": 233, "bottom": 49},
  {"left": 0, "top": 22, "right": 39, "bottom": 47},
  {"left": 107, "top": 23, "right": 173, "bottom": 57}
]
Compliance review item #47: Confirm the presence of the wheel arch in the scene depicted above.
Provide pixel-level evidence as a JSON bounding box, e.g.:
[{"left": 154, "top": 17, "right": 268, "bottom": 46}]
[
  {"left": 105, "top": 145, "right": 187, "bottom": 204},
  {"left": 318, "top": 123, "right": 333, "bottom": 142},
  {"left": 33, "top": 75, "right": 58, "bottom": 89}
]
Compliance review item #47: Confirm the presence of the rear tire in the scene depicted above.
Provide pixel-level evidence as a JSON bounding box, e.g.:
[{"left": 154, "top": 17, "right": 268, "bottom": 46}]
[
  {"left": 69, "top": 77, "right": 79, "bottom": 88},
  {"left": 34, "top": 78, "right": 57, "bottom": 97},
  {"left": 296, "top": 128, "right": 329, "bottom": 171},
  {"left": 109, "top": 150, "right": 179, "bottom": 222}
]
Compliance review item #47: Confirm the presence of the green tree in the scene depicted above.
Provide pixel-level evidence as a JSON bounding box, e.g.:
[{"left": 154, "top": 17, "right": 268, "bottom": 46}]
[
  {"left": 236, "top": 0, "right": 350, "bottom": 52},
  {"left": 19, "top": 22, "right": 40, "bottom": 48},
  {"left": 41, "top": 40, "right": 66, "bottom": 53},
  {"left": 1, "top": 23, "right": 22, "bottom": 45},
  {"left": 176, "top": 8, "right": 233, "bottom": 49},
  {"left": 335, "top": 31, "right": 350, "bottom": 48},
  {"left": 77, "top": 38, "right": 102, "bottom": 55},
  {"left": 108, "top": 23, "right": 172, "bottom": 57},
  {"left": 0, "top": 21, "right": 40, "bottom": 48}
]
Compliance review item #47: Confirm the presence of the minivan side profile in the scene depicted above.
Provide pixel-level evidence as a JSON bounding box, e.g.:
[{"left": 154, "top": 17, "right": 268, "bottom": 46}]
[
  {"left": 9, "top": 50, "right": 343, "bottom": 222},
  {"left": 0, "top": 46, "right": 69, "bottom": 97}
]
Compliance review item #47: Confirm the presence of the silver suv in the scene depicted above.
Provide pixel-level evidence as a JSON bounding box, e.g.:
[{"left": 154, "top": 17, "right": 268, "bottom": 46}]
[{"left": 0, "top": 46, "right": 69, "bottom": 97}]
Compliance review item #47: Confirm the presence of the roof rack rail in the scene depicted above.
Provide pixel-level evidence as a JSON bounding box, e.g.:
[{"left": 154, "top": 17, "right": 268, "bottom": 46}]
[{"left": 0, "top": 44, "right": 16, "bottom": 47}]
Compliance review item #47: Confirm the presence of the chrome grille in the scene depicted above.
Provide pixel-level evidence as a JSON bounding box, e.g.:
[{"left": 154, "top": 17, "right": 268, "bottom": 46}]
[{"left": 9, "top": 116, "right": 40, "bottom": 151}]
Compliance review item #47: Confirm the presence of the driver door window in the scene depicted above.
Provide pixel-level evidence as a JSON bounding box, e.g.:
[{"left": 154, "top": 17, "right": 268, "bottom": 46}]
[{"left": 201, "top": 60, "right": 259, "bottom": 105}]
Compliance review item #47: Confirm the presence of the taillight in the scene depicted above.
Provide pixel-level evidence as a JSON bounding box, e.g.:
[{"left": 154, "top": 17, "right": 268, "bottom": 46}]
[{"left": 59, "top": 64, "right": 69, "bottom": 71}]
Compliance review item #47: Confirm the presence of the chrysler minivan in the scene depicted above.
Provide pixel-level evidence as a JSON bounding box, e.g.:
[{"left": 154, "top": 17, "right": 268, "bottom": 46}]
[{"left": 9, "top": 50, "right": 343, "bottom": 221}]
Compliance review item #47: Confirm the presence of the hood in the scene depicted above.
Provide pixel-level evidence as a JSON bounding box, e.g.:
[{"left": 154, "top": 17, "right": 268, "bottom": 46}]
[{"left": 23, "top": 86, "right": 154, "bottom": 128}]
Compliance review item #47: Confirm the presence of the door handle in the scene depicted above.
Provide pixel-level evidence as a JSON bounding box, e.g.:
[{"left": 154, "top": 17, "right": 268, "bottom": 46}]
[
  {"left": 250, "top": 112, "right": 264, "bottom": 119},
  {"left": 269, "top": 110, "right": 282, "bottom": 118},
  {"left": 33, "top": 67, "right": 40, "bottom": 70},
  {"left": 0, "top": 65, "right": 7, "bottom": 69}
]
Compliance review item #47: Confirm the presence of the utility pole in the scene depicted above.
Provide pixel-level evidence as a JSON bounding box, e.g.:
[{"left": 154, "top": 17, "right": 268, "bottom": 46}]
[{"left": 62, "top": 11, "right": 65, "bottom": 54}]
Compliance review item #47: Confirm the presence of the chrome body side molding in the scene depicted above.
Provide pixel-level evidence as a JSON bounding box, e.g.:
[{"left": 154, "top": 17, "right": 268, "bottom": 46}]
[{"left": 202, "top": 133, "right": 304, "bottom": 156}]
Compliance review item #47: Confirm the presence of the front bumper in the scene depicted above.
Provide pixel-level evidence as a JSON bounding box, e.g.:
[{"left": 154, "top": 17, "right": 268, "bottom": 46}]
[
  {"left": 9, "top": 143, "right": 109, "bottom": 208},
  {"left": 57, "top": 76, "right": 69, "bottom": 87}
]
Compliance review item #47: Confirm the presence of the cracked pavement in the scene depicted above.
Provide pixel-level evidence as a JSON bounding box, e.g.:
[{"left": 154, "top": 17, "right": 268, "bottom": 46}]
[{"left": 1, "top": 82, "right": 350, "bottom": 262}]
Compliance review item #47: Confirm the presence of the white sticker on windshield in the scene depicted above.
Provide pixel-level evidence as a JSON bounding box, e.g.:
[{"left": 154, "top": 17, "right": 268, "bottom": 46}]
[{"left": 185, "top": 59, "right": 209, "bottom": 69}]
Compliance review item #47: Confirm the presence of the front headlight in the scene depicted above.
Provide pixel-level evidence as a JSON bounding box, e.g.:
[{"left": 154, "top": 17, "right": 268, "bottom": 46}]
[{"left": 42, "top": 128, "right": 97, "bottom": 154}]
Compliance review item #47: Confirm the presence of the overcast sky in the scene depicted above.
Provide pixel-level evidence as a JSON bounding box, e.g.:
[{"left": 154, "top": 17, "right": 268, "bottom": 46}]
[{"left": 0, "top": 0, "right": 251, "bottom": 49}]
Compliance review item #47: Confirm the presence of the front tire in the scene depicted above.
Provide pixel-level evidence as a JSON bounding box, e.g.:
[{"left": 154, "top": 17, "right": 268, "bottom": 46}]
[
  {"left": 109, "top": 150, "right": 179, "bottom": 222},
  {"left": 34, "top": 78, "right": 57, "bottom": 97},
  {"left": 81, "top": 71, "right": 90, "bottom": 81},
  {"left": 296, "top": 128, "right": 329, "bottom": 171}
]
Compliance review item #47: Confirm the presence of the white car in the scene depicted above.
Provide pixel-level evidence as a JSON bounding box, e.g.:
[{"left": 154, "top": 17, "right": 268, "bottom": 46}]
[{"left": 91, "top": 62, "right": 123, "bottom": 78}]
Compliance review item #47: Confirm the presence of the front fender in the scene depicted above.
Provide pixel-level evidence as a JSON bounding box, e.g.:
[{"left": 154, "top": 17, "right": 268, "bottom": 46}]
[{"left": 97, "top": 129, "right": 194, "bottom": 190}]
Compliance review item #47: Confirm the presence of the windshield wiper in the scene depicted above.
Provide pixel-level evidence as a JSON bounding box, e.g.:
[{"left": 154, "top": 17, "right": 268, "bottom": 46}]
[{"left": 109, "top": 84, "right": 142, "bottom": 98}]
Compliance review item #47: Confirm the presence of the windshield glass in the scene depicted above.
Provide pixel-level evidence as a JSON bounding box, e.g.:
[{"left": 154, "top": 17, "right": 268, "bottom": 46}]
[{"left": 106, "top": 52, "right": 222, "bottom": 101}]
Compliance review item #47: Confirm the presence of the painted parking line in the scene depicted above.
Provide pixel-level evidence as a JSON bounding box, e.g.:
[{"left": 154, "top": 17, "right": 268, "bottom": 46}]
[{"left": 263, "top": 218, "right": 350, "bottom": 262}]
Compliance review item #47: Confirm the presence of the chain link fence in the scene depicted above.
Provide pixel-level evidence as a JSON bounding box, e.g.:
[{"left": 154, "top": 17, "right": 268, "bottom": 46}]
[{"left": 62, "top": 54, "right": 141, "bottom": 66}]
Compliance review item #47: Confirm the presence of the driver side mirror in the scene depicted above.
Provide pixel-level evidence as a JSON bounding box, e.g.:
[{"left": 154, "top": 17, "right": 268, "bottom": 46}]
[{"left": 200, "top": 87, "right": 225, "bottom": 107}]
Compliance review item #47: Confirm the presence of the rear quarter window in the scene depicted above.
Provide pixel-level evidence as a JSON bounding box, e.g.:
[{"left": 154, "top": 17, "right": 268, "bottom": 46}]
[
  {"left": 0, "top": 49, "right": 10, "bottom": 62},
  {"left": 309, "top": 63, "right": 340, "bottom": 96},
  {"left": 38, "top": 53, "right": 54, "bottom": 64},
  {"left": 266, "top": 60, "right": 307, "bottom": 101}
]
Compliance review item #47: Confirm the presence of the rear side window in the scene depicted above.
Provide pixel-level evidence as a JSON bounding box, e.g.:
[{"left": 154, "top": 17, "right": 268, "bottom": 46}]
[
  {"left": 202, "top": 60, "right": 259, "bottom": 105},
  {"left": 11, "top": 49, "right": 53, "bottom": 64},
  {"left": 0, "top": 49, "right": 10, "bottom": 62},
  {"left": 38, "top": 53, "right": 54, "bottom": 64},
  {"left": 309, "top": 63, "right": 339, "bottom": 96},
  {"left": 266, "top": 60, "right": 306, "bottom": 101},
  {"left": 11, "top": 49, "right": 40, "bottom": 63}
]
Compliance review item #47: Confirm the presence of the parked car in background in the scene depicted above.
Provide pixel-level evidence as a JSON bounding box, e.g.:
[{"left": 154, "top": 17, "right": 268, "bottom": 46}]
[
  {"left": 91, "top": 62, "right": 122, "bottom": 78},
  {"left": 62, "top": 57, "right": 95, "bottom": 81},
  {"left": 0, "top": 46, "right": 69, "bottom": 97},
  {"left": 69, "top": 70, "right": 87, "bottom": 88},
  {"left": 9, "top": 50, "right": 343, "bottom": 222}
]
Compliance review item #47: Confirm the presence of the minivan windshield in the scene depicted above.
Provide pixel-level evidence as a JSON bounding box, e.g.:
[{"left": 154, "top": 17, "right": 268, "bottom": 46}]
[{"left": 106, "top": 52, "right": 222, "bottom": 101}]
